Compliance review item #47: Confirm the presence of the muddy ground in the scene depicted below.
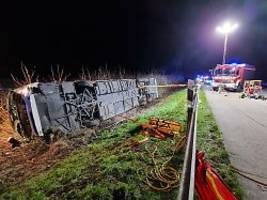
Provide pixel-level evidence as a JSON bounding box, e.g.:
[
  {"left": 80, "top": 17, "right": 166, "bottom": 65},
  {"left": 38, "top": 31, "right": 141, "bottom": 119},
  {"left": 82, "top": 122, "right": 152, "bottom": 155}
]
[{"left": 0, "top": 86, "right": 183, "bottom": 190}]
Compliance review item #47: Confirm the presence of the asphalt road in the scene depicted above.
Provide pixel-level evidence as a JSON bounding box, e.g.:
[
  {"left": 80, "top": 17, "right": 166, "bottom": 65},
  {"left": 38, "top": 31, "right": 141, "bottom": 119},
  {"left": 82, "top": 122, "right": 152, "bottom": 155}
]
[{"left": 204, "top": 89, "right": 267, "bottom": 200}]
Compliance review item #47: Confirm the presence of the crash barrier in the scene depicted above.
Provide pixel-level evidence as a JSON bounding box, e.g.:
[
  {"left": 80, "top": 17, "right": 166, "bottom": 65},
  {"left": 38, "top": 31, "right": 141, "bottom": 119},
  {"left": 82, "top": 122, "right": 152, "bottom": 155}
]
[
  {"left": 177, "top": 80, "right": 199, "bottom": 200},
  {"left": 7, "top": 78, "right": 159, "bottom": 139},
  {"left": 177, "top": 81, "right": 237, "bottom": 200}
]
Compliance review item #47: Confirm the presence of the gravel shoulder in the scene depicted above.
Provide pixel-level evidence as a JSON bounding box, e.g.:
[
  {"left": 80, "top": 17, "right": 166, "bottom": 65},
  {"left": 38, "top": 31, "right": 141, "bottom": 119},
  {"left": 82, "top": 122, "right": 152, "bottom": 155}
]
[{"left": 204, "top": 89, "right": 267, "bottom": 199}]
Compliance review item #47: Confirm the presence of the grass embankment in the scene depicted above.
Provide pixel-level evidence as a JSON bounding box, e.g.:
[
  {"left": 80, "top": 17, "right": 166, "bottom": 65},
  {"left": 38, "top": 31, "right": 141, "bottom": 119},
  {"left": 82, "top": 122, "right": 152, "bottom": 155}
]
[
  {"left": 197, "top": 91, "right": 243, "bottom": 199},
  {"left": 0, "top": 90, "right": 242, "bottom": 200},
  {"left": 1, "top": 91, "right": 187, "bottom": 200}
]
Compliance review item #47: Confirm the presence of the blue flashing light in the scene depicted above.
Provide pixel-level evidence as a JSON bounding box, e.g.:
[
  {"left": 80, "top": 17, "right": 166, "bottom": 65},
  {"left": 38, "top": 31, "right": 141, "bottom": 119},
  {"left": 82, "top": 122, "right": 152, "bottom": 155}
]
[{"left": 229, "top": 58, "right": 241, "bottom": 64}]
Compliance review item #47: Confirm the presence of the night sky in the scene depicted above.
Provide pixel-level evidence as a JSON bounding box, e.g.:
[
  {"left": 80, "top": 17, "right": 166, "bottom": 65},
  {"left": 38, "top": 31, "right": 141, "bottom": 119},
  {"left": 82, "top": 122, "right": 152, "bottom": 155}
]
[{"left": 1, "top": 0, "right": 267, "bottom": 80}]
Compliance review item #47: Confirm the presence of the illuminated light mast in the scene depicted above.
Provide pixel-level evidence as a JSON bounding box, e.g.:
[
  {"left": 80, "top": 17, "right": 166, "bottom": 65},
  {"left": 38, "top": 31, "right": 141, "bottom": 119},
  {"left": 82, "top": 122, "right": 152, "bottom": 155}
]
[{"left": 216, "top": 21, "right": 239, "bottom": 64}]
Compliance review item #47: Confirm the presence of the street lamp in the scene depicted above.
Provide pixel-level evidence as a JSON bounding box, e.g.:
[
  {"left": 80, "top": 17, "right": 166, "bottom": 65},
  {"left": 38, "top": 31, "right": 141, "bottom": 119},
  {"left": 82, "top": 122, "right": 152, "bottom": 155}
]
[{"left": 216, "top": 21, "right": 238, "bottom": 64}]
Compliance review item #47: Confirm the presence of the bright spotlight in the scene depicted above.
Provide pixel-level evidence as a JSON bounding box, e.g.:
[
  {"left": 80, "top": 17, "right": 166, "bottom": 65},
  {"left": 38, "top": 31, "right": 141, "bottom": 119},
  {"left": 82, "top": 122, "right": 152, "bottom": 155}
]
[
  {"left": 216, "top": 21, "right": 239, "bottom": 34},
  {"left": 215, "top": 20, "right": 239, "bottom": 64}
]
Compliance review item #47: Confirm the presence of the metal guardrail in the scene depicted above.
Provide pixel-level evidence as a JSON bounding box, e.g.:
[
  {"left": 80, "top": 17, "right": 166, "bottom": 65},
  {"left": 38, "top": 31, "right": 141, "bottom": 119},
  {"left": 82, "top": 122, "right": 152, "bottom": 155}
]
[{"left": 177, "top": 80, "right": 199, "bottom": 200}]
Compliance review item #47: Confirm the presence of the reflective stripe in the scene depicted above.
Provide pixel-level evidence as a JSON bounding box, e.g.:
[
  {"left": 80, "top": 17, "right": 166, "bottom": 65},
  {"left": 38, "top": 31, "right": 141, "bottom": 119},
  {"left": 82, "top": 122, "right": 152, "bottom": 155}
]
[{"left": 206, "top": 170, "right": 224, "bottom": 200}]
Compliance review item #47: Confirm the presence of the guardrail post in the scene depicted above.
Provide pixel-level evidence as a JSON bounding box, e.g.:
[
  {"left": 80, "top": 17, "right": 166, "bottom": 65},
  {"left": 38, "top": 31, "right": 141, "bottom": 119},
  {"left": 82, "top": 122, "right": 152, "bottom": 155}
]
[
  {"left": 187, "top": 80, "right": 194, "bottom": 130},
  {"left": 177, "top": 80, "right": 199, "bottom": 200}
]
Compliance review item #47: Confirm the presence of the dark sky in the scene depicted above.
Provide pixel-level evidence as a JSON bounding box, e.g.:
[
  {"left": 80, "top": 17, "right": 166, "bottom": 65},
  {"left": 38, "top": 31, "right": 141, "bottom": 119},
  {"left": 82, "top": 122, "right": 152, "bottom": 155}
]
[{"left": 1, "top": 0, "right": 267, "bottom": 79}]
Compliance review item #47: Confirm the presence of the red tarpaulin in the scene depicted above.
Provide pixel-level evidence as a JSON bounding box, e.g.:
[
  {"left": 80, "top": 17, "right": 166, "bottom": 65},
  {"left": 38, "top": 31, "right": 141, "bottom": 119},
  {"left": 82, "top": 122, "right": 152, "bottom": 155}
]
[{"left": 195, "top": 151, "right": 237, "bottom": 200}]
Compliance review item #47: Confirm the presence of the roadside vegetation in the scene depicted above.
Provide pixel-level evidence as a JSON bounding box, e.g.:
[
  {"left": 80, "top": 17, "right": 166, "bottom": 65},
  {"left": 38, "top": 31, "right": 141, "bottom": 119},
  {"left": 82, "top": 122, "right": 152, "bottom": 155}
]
[
  {"left": 1, "top": 90, "right": 187, "bottom": 200},
  {"left": 0, "top": 89, "right": 242, "bottom": 199}
]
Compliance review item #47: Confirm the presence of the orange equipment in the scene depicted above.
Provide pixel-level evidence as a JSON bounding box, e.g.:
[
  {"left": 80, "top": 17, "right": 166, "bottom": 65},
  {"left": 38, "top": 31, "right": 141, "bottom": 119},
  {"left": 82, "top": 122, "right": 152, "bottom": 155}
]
[
  {"left": 195, "top": 151, "right": 237, "bottom": 200},
  {"left": 140, "top": 118, "right": 183, "bottom": 139},
  {"left": 243, "top": 80, "right": 262, "bottom": 97}
]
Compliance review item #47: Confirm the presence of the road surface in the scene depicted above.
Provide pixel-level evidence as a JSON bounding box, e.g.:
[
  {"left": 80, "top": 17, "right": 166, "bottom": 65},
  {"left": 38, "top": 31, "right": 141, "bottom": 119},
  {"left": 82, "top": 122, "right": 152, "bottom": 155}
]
[{"left": 204, "top": 89, "right": 267, "bottom": 200}]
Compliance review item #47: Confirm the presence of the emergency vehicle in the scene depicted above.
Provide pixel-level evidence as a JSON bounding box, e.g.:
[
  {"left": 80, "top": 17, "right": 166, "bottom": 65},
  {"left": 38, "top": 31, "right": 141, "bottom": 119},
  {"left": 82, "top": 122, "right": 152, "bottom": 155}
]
[{"left": 211, "top": 63, "right": 255, "bottom": 91}]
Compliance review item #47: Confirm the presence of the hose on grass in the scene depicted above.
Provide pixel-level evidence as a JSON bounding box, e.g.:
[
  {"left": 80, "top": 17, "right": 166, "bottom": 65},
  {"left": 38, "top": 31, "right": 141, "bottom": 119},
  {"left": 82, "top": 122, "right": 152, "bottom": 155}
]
[
  {"left": 231, "top": 166, "right": 267, "bottom": 187},
  {"left": 146, "top": 166, "right": 180, "bottom": 192},
  {"left": 145, "top": 136, "right": 186, "bottom": 192}
]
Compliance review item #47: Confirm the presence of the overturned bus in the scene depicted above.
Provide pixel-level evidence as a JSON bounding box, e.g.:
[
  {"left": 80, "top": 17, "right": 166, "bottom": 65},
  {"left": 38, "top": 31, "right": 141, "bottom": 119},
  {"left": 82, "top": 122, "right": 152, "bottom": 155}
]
[{"left": 7, "top": 78, "right": 158, "bottom": 140}]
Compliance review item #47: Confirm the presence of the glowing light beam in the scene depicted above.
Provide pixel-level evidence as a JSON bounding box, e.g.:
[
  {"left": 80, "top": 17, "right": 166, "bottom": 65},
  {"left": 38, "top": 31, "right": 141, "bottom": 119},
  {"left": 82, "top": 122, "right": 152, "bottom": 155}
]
[{"left": 216, "top": 21, "right": 239, "bottom": 34}]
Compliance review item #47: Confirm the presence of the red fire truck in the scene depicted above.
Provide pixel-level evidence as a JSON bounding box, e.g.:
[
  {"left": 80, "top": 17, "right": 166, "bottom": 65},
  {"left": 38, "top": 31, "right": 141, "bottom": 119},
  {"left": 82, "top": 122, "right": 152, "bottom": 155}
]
[{"left": 211, "top": 63, "right": 256, "bottom": 91}]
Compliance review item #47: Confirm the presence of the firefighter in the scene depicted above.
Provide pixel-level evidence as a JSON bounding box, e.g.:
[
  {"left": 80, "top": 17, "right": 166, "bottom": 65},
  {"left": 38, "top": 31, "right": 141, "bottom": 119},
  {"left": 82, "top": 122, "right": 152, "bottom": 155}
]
[{"left": 247, "top": 84, "right": 254, "bottom": 97}]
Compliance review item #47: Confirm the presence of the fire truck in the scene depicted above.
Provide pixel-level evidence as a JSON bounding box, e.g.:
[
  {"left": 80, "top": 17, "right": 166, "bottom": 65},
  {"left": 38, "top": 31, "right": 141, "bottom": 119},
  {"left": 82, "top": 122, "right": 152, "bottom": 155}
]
[{"left": 211, "top": 63, "right": 256, "bottom": 91}]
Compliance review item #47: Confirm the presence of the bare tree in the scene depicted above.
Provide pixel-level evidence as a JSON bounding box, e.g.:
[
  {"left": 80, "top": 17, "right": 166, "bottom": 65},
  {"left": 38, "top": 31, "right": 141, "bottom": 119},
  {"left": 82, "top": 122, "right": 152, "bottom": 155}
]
[
  {"left": 50, "top": 65, "right": 70, "bottom": 82},
  {"left": 79, "top": 67, "right": 93, "bottom": 81},
  {"left": 11, "top": 62, "right": 38, "bottom": 87}
]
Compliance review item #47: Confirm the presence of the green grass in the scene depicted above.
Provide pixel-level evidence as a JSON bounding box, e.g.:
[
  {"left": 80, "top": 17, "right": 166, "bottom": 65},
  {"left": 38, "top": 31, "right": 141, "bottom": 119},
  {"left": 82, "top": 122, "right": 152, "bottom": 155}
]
[
  {"left": 1, "top": 90, "right": 187, "bottom": 200},
  {"left": 197, "top": 90, "right": 243, "bottom": 199},
  {"left": 0, "top": 89, "right": 242, "bottom": 200}
]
